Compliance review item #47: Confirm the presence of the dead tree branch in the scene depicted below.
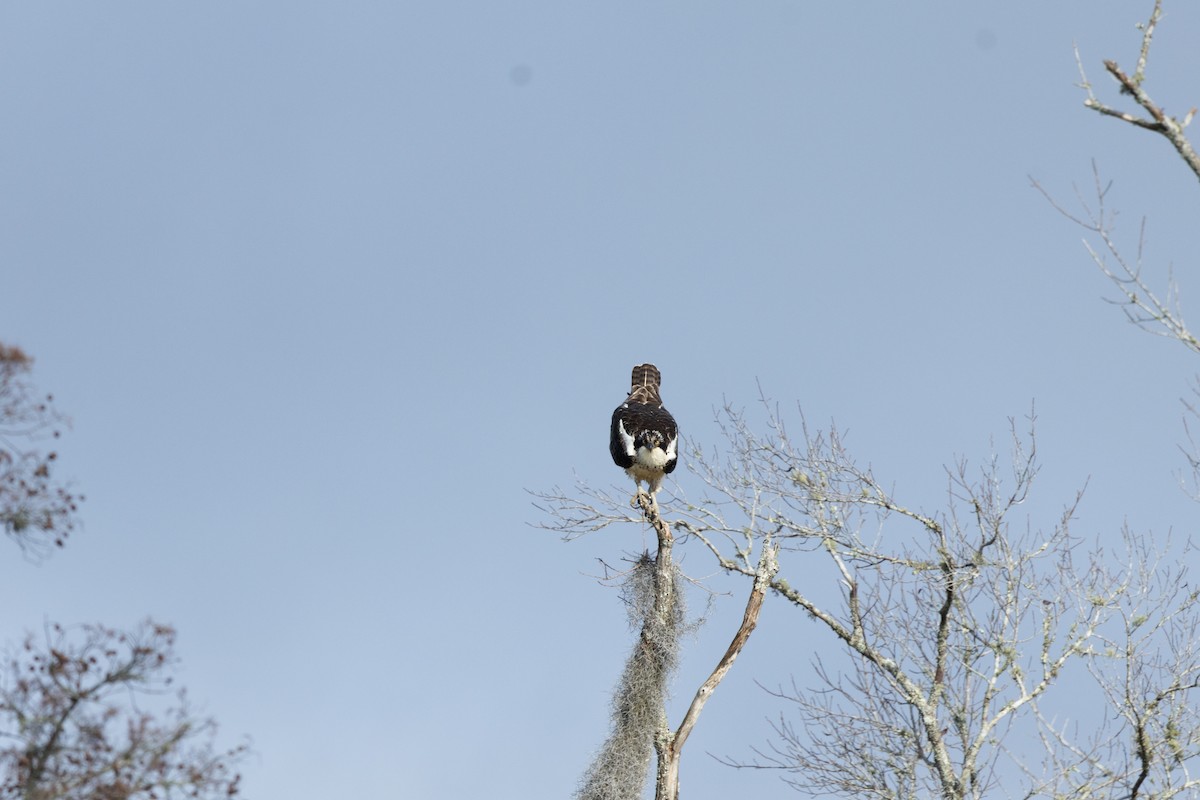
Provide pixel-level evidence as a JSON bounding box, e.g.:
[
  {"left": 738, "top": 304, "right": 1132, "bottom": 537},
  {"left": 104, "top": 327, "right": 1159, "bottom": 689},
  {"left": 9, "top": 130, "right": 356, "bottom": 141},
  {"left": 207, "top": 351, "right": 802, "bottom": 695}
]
[
  {"left": 574, "top": 495, "right": 681, "bottom": 800},
  {"left": 1032, "top": 163, "right": 1200, "bottom": 353},
  {"left": 543, "top": 483, "right": 773, "bottom": 800},
  {"left": 655, "top": 538, "right": 778, "bottom": 800},
  {"left": 1076, "top": 1, "right": 1200, "bottom": 183}
]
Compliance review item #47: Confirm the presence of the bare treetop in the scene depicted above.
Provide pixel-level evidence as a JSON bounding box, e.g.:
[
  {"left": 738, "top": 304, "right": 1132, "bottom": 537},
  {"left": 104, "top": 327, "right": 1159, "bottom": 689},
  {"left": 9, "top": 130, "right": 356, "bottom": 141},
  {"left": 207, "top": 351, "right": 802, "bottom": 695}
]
[{"left": 543, "top": 398, "right": 1200, "bottom": 799}]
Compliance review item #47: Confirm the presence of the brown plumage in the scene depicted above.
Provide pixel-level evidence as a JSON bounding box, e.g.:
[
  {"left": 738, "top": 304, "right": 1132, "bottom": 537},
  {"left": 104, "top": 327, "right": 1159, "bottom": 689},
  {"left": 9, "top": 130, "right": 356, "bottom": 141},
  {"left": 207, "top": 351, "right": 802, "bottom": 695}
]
[{"left": 628, "top": 363, "right": 662, "bottom": 405}]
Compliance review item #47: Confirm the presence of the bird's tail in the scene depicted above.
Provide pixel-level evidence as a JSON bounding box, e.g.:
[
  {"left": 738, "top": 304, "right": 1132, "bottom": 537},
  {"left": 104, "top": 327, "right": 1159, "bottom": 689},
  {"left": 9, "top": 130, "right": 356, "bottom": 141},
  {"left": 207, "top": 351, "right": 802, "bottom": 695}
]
[{"left": 628, "top": 363, "right": 662, "bottom": 404}]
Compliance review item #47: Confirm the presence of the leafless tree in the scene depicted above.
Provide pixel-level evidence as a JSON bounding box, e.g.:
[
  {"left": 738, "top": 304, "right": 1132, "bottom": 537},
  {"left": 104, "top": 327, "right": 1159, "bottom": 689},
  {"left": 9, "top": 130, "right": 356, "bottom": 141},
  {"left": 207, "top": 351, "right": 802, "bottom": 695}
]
[
  {"left": 550, "top": 5, "right": 1200, "bottom": 799},
  {"left": 1037, "top": 1, "right": 1200, "bottom": 488},
  {"left": 546, "top": 400, "right": 1200, "bottom": 799},
  {"left": 676, "top": 14, "right": 1200, "bottom": 783},
  {"left": 1075, "top": 0, "right": 1199, "bottom": 185},
  {"left": 690, "top": 403, "right": 1200, "bottom": 799},
  {"left": 0, "top": 344, "right": 82, "bottom": 560},
  {"left": 1035, "top": 0, "right": 1198, "bottom": 350}
]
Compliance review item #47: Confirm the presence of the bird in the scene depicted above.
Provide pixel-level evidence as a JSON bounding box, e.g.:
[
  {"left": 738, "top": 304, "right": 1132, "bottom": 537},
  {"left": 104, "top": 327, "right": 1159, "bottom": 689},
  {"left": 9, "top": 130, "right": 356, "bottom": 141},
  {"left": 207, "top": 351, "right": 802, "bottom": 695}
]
[{"left": 609, "top": 363, "right": 679, "bottom": 499}]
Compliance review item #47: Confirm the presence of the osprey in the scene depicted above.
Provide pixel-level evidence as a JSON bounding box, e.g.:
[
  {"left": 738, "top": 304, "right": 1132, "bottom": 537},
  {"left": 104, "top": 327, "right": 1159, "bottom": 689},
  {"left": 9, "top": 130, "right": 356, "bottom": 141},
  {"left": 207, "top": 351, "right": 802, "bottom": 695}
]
[{"left": 609, "top": 363, "right": 679, "bottom": 496}]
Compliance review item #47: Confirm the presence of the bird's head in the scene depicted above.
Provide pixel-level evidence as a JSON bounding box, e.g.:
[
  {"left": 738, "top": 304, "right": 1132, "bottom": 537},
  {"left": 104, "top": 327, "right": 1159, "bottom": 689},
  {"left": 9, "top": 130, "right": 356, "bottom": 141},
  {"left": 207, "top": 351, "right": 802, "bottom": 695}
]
[{"left": 641, "top": 431, "right": 665, "bottom": 450}]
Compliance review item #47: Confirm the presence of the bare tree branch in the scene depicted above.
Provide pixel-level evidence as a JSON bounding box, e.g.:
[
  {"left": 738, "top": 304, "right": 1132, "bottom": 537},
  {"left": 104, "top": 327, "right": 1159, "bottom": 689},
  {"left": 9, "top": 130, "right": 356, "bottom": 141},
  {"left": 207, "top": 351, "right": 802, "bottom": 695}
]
[
  {"left": 543, "top": 478, "right": 775, "bottom": 800},
  {"left": 1075, "top": 1, "right": 1200, "bottom": 182},
  {"left": 573, "top": 495, "right": 682, "bottom": 800},
  {"left": 1043, "top": 2, "right": 1200, "bottom": 496},
  {"left": 678, "top": 401, "right": 1198, "bottom": 799},
  {"left": 1032, "top": 165, "right": 1200, "bottom": 354},
  {"left": 544, "top": 387, "right": 1200, "bottom": 799},
  {"left": 655, "top": 538, "right": 778, "bottom": 800}
]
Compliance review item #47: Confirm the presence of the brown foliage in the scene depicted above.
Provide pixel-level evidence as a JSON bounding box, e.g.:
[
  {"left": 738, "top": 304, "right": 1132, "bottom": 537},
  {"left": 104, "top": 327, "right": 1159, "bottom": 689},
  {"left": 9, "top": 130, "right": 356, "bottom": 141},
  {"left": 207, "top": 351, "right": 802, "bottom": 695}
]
[
  {"left": 0, "top": 343, "right": 83, "bottom": 558},
  {"left": 0, "top": 620, "right": 247, "bottom": 800}
]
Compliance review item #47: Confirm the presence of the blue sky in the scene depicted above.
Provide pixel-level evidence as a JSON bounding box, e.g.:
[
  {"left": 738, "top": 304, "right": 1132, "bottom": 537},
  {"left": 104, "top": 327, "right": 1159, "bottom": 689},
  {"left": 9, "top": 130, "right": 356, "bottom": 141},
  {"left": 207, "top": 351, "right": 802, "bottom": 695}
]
[{"left": 3, "top": 3, "right": 1200, "bottom": 797}]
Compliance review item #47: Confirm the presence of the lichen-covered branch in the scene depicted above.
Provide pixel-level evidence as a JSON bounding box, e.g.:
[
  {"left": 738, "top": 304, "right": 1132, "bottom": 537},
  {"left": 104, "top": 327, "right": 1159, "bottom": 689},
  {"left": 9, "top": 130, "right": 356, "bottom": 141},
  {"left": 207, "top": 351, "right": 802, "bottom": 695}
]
[
  {"left": 574, "top": 496, "right": 681, "bottom": 800},
  {"left": 542, "top": 387, "right": 1200, "bottom": 798},
  {"left": 1032, "top": 162, "right": 1200, "bottom": 354},
  {"left": 683, "top": 400, "right": 1198, "bottom": 799},
  {"left": 548, "top": 480, "right": 775, "bottom": 800},
  {"left": 1076, "top": 1, "right": 1200, "bottom": 183}
]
